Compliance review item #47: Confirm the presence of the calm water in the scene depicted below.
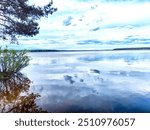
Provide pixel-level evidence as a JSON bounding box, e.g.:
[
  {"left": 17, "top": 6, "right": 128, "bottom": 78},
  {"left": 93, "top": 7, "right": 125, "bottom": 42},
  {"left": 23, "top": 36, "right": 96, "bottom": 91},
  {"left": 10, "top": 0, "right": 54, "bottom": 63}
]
[{"left": 1, "top": 50, "right": 150, "bottom": 112}]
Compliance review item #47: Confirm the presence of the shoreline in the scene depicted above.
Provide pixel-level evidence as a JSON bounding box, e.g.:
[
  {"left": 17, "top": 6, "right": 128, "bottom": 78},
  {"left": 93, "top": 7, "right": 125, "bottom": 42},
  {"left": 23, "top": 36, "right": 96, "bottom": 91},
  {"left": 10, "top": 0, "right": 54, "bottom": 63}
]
[
  {"left": 3, "top": 47, "right": 150, "bottom": 52},
  {"left": 25, "top": 47, "right": 150, "bottom": 52}
]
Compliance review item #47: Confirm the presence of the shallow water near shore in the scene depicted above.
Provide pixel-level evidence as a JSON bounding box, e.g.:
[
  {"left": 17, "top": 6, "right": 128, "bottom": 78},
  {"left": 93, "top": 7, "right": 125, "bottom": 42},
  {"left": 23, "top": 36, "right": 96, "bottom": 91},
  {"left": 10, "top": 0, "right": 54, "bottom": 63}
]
[{"left": 1, "top": 50, "right": 150, "bottom": 112}]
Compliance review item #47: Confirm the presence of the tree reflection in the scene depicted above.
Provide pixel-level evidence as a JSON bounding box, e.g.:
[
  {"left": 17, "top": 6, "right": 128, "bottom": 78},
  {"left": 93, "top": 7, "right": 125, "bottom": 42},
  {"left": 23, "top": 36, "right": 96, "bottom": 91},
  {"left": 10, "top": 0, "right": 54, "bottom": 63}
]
[{"left": 0, "top": 73, "right": 47, "bottom": 113}]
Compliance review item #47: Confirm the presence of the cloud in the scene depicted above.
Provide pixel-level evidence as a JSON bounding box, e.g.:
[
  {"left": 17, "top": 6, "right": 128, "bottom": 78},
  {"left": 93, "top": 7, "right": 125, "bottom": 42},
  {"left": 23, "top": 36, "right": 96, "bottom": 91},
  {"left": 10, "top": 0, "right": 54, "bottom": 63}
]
[
  {"left": 63, "top": 16, "right": 73, "bottom": 26},
  {"left": 1, "top": 0, "right": 150, "bottom": 50}
]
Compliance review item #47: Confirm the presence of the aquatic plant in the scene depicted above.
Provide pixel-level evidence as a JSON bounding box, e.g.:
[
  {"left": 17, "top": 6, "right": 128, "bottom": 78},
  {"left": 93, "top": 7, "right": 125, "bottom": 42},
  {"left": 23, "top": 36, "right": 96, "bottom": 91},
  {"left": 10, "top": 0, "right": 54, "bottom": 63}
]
[{"left": 0, "top": 47, "right": 30, "bottom": 79}]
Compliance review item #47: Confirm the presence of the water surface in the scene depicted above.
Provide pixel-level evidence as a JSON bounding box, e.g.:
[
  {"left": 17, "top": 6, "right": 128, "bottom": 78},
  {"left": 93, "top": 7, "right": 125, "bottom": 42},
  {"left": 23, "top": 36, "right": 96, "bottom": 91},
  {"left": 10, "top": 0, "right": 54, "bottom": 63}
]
[{"left": 1, "top": 50, "right": 150, "bottom": 112}]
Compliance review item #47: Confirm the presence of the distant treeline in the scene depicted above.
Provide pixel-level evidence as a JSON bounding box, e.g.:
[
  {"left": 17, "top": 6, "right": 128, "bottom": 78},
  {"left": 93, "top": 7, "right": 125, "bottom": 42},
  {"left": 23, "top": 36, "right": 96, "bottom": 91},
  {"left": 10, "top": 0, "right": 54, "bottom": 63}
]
[
  {"left": 7, "top": 47, "right": 150, "bottom": 52},
  {"left": 113, "top": 47, "right": 150, "bottom": 51}
]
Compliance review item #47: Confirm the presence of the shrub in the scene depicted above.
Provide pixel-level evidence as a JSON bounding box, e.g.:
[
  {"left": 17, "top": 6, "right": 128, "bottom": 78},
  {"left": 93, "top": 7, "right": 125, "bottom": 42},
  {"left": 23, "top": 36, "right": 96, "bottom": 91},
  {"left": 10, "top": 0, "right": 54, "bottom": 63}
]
[{"left": 0, "top": 47, "right": 30, "bottom": 79}]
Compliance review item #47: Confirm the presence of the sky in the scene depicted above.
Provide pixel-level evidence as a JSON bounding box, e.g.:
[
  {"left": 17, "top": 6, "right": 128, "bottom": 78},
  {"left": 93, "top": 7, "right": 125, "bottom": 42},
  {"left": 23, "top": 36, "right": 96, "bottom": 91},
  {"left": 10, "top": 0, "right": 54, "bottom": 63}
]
[{"left": 1, "top": 0, "right": 150, "bottom": 50}]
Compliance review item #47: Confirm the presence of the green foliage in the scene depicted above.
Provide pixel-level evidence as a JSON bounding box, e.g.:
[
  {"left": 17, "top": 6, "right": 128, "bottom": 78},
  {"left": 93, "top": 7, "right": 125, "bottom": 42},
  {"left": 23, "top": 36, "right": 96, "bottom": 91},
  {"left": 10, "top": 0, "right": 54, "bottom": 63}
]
[
  {"left": 0, "top": 47, "right": 30, "bottom": 79},
  {"left": 0, "top": 0, "right": 57, "bottom": 43}
]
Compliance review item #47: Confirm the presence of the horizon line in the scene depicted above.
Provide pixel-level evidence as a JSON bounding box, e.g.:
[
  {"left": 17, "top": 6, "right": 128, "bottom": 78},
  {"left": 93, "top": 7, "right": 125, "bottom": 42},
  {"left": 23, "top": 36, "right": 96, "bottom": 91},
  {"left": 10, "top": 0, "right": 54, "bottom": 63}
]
[{"left": 21, "top": 47, "right": 150, "bottom": 52}]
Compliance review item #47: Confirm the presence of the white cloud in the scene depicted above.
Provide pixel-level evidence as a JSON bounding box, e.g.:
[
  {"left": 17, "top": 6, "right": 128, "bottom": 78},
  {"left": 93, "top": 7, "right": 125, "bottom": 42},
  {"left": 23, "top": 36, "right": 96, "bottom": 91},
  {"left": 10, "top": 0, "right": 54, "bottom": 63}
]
[
  {"left": 99, "top": 3, "right": 150, "bottom": 25},
  {"left": 1, "top": 0, "right": 150, "bottom": 50}
]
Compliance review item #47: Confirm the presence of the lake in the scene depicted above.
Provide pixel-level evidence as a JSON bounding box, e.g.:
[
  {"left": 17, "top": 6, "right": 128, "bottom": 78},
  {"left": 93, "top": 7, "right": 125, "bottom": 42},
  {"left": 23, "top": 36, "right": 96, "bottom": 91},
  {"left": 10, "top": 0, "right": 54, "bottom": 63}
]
[{"left": 1, "top": 50, "right": 150, "bottom": 112}]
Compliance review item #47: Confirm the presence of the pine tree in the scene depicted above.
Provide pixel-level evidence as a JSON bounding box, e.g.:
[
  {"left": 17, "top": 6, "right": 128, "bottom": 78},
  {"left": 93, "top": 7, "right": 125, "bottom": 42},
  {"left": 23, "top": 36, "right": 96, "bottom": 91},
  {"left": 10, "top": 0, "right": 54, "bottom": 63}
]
[{"left": 0, "top": 0, "right": 57, "bottom": 43}]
